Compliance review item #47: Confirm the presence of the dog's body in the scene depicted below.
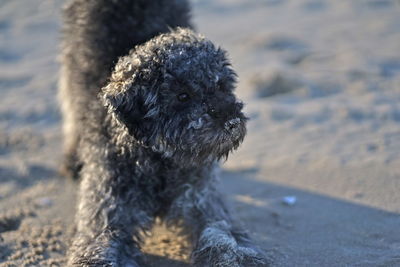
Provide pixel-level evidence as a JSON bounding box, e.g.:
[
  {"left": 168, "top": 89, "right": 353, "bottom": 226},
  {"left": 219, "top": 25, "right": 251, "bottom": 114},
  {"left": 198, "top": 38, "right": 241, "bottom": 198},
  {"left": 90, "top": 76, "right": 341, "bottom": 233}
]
[
  {"left": 60, "top": 0, "right": 267, "bottom": 266},
  {"left": 59, "top": 0, "right": 192, "bottom": 179}
]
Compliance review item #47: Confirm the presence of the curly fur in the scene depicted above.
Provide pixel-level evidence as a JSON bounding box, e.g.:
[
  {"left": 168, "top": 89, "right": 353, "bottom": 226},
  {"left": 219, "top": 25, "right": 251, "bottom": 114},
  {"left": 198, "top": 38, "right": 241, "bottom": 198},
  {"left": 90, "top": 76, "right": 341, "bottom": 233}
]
[{"left": 59, "top": 0, "right": 268, "bottom": 266}]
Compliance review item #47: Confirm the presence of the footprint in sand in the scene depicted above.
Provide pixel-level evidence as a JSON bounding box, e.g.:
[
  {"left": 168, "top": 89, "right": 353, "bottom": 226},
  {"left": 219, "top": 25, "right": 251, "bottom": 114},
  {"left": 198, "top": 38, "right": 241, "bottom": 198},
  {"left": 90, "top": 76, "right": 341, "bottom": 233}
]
[{"left": 0, "top": 208, "right": 35, "bottom": 234}]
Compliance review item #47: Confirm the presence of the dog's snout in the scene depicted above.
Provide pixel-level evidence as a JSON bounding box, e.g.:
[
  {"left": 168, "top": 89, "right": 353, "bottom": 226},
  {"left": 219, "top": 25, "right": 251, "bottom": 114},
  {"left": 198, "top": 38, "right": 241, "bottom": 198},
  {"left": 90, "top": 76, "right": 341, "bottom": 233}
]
[
  {"left": 224, "top": 118, "right": 241, "bottom": 131},
  {"left": 206, "top": 102, "right": 238, "bottom": 119}
]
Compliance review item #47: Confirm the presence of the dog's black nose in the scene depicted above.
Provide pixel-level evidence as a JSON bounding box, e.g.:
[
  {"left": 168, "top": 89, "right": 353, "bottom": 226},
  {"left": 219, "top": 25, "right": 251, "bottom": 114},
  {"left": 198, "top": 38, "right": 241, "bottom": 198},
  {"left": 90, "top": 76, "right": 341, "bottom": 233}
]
[
  {"left": 226, "top": 122, "right": 236, "bottom": 130},
  {"left": 224, "top": 118, "right": 241, "bottom": 131}
]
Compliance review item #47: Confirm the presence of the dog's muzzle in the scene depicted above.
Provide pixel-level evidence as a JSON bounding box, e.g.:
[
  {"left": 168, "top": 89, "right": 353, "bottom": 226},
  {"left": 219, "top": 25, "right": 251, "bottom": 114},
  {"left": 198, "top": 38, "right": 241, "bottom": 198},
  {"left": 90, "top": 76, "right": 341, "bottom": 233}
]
[
  {"left": 224, "top": 118, "right": 240, "bottom": 130},
  {"left": 224, "top": 118, "right": 243, "bottom": 141}
]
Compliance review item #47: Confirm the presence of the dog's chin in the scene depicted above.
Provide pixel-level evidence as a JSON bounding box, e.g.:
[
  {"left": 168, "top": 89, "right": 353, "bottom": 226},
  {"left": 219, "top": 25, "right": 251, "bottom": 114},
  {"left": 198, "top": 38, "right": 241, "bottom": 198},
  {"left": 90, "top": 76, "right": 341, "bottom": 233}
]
[
  {"left": 148, "top": 119, "right": 246, "bottom": 166},
  {"left": 150, "top": 136, "right": 242, "bottom": 167},
  {"left": 215, "top": 133, "right": 245, "bottom": 161},
  {"left": 186, "top": 126, "right": 246, "bottom": 164}
]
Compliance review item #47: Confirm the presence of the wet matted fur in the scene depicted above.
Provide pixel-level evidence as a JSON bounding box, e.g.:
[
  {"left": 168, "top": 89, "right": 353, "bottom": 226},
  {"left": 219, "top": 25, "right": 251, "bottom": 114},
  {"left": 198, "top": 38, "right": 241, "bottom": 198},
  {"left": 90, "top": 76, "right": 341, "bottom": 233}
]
[{"left": 59, "top": 0, "right": 268, "bottom": 266}]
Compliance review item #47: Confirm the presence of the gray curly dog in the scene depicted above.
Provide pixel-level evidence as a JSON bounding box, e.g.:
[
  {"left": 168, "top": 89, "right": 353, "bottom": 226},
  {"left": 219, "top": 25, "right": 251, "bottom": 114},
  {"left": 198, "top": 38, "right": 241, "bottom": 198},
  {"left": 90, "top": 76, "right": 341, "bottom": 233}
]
[{"left": 59, "top": 0, "right": 268, "bottom": 266}]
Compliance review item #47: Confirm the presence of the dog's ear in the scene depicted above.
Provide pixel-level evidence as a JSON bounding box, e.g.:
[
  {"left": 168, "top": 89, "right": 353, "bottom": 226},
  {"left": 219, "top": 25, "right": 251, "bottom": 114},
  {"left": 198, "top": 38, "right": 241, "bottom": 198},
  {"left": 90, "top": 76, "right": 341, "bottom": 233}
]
[{"left": 101, "top": 83, "right": 145, "bottom": 131}]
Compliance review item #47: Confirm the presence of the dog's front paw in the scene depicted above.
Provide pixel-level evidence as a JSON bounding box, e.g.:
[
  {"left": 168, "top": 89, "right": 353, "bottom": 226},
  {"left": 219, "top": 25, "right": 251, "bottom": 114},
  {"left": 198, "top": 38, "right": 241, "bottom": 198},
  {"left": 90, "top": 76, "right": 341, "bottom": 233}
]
[
  {"left": 192, "top": 222, "right": 269, "bottom": 267},
  {"left": 69, "top": 232, "right": 142, "bottom": 267},
  {"left": 72, "top": 256, "right": 140, "bottom": 267},
  {"left": 70, "top": 247, "right": 141, "bottom": 267},
  {"left": 192, "top": 244, "right": 268, "bottom": 267},
  {"left": 70, "top": 251, "right": 141, "bottom": 267}
]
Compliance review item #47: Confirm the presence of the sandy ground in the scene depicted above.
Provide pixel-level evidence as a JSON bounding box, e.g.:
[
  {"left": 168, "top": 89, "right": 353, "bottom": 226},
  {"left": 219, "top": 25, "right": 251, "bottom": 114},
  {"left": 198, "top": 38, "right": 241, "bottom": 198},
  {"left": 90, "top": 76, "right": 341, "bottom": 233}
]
[{"left": 0, "top": 0, "right": 400, "bottom": 266}]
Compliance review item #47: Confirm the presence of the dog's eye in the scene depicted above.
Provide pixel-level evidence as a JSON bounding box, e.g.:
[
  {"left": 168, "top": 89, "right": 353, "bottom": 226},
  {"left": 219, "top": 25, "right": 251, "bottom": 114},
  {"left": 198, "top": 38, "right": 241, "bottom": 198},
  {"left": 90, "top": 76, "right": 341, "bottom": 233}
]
[
  {"left": 177, "top": 92, "right": 190, "bottom": 102},
  {"left": 216, "top": 82, "right": 226, "bottom": 92}
]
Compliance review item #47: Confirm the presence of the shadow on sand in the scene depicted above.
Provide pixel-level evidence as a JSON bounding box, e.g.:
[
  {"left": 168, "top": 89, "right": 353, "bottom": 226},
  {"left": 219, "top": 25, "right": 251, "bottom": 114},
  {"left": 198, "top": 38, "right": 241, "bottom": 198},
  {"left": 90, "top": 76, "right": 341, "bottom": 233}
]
[{"left": 217, "top": 168, "right": 400, "bottom": 267}]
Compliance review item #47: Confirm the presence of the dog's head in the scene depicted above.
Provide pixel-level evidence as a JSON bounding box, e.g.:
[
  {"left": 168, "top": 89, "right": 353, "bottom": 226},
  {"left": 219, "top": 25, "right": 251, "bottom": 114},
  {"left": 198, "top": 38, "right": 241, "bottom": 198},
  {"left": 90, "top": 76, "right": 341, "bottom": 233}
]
[{"left": 102, "top": 28, "right": 247, "bottom": 165}]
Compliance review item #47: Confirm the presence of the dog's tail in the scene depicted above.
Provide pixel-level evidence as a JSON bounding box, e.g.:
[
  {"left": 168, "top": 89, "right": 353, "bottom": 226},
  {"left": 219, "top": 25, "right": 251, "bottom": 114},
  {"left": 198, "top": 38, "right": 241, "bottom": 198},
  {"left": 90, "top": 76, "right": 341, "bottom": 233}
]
[{"left": 61, "top": 0, "right": 192, "bottom": 95}]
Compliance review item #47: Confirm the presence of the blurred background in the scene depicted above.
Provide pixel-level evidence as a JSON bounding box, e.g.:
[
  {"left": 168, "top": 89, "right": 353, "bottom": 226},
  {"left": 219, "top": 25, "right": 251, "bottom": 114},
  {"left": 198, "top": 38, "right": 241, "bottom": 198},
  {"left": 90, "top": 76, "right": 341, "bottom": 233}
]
[{"left": 0, "top": 0, "right": 399, "bottom": 266}]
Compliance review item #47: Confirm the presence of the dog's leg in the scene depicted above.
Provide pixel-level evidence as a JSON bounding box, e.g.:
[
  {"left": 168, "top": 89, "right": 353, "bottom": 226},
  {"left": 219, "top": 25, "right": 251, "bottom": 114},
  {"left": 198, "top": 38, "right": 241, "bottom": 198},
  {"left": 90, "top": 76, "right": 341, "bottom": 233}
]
[
  {"left": 68, "top": 161, "right": 152, "bottom": 267},
  {"left": 169, "top": 180, "right": 269, "bottom": 267}
]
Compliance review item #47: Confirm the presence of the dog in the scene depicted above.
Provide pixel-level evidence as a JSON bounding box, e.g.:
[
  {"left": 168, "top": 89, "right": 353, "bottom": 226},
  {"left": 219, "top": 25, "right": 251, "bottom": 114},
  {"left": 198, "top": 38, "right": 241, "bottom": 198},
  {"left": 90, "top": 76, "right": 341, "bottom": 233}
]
[{"left": 59, "top": 1, "right": 267, "bottom": 266}]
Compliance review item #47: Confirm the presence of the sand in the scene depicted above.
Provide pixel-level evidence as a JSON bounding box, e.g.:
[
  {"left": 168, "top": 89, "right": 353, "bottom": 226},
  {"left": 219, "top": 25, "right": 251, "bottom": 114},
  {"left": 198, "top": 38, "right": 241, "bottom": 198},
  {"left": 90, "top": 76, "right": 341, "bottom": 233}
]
[{"left": 0, "top": 0, "right": 399, "bottom": 266}]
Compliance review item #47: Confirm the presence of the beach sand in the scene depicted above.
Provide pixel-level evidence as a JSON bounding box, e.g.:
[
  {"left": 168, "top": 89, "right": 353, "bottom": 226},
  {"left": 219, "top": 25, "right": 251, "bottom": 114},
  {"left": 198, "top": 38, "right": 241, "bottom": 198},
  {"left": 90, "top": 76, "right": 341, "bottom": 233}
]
[{"left": 0, "top": 0, "right": 399, "bottom": 266}]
